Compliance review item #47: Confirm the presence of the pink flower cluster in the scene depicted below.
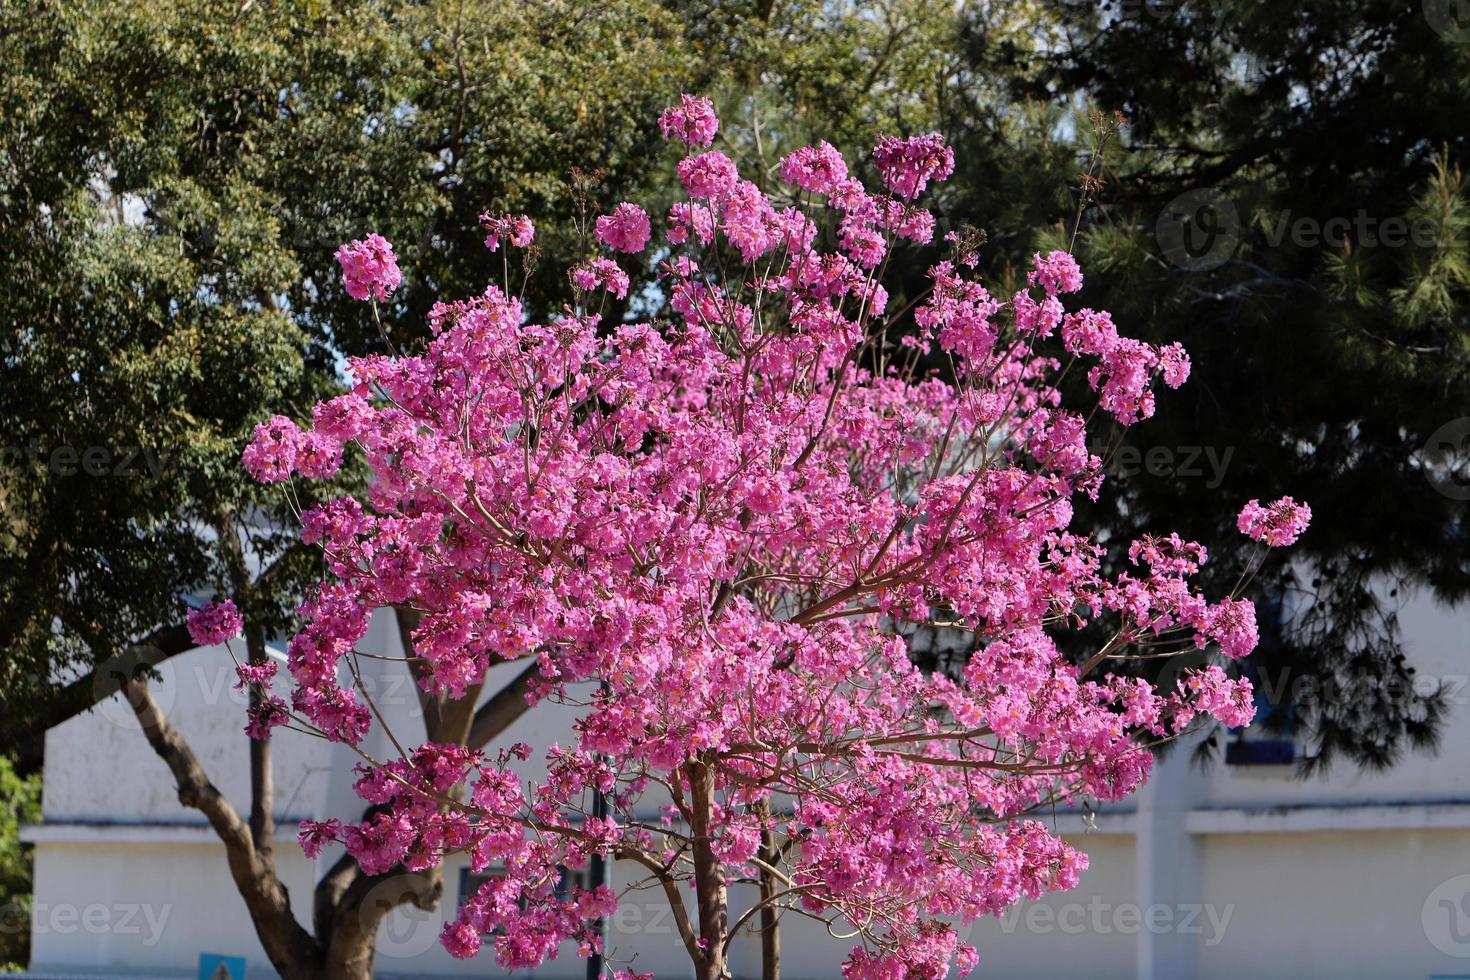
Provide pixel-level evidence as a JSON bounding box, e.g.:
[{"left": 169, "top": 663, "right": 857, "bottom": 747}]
[
  {"left": 871, "top": 132, "right": 955, "bottom": 199},
  {"left": 480, "top": 211, "right": 535, "bottom": 252},
  {"left": 595, "top": 203, "right": 651, "bottom": 253},
  {"left": 242, "top": 97, "right": 1306, "bottom": 980},
  {"left": 334, "top": 233, "right": 401, "bottom": 302},
  {"left": 186, "top": 599, "right": 242, "bottom": 646},
  {"left": 780, "top": 140, "right": 849, "bottom": 194},
  {"left": 240, "top": 415, "right": 341, "bottom": 484},
  {"left": 1237, "top": 496, "right": 1313, "bottom": 547},
  {"left": 657, "top": 93, "right": 719, "bottom": 147},
  {"left": 571, "top": 257, "right": 630, "bottom": 299}
]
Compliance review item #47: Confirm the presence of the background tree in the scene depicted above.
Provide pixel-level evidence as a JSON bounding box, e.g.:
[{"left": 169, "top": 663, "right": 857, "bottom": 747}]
[
  {"left": 0, "top": 0, "right": 695, "bottom": 974},
  {"left": 0, "top": 755, "right": 42, "bottom": 971},
  {"left": 953, "top": 0, "right": 1470, "bottom": 769},
  {"left": 1, "top": 0, "right": 692, "bottom": 746}
]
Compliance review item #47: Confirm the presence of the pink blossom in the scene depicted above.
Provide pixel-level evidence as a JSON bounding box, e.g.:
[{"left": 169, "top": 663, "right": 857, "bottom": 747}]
[
  {"left": 1159, "top": 341, "right": 1192, "bottom": 388},
  {"left": 720, "top": 181, "right": 779, "bottom": 262},
  {"left": 676, "top": 151, "right": 740, "bottom": 200},
  {"left": 871, "top": 133, "right": 954, "bottom": 199},
  {"left": 298, "top": 819, "right": 341, "bottom": 859},
  {"left": 658, "top": 94, "right": 719, "bottom": 147},
  {"left": 312, "top": 393, "right": 372, "bottom": 442},
  {"left": 233, "top": 661, "right": 277, "bottom": 691},
  {"left": 187, "top": 599, "right": 243, "bottom": 645},
  {"left": 878, "top": 199, "right": 935, "bottom": 242},
  {"left": 242, "top": 415, "right": 302, "bottom": 483},
  {"left": 1237, "top": 496, "right": 1313, "bottom": 547},
  {"left": 666, "top": 202, "right": 714, "bottom": 245},
  {"left": 595, "top": 203, "right": 651, "bottom": 253},
  {"left": 334, "top": 233, "right": 401, "bottom": 302},
  {"left": 479, "top": 211, "right": 535, "bottom": 251},
  {"left": 1200, "top": 598, "right": 1260, "bottom": 659},
  {"left": 780, "top": 141, "right": 849, "bottom": 194},
  {"left": 245, "top": 695, "right": 290, "bottom": 740},
  {"left": 1029, "top": 249, "right": 1084, "bottom": 294},
  {"left": 572, "top": 258, "right": 630, "bottom": 299},
  {"left": 441, "top": 919, "right": 482, "bottom": 959},
  {"left": 295, "top": 430, "right": 343, "bottom": 480},
  {"left": 840, "top": 221, "right": 886, "bottom": 268},
  {"left": 1182, "top": 665, "right": 1256, "bottom": 728}
]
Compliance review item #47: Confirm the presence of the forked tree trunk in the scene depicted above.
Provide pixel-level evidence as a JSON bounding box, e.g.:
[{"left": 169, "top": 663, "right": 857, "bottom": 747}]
[
  {"left": 321, "top": 869, "right": 443, "bottom": 980},
  {"left": 117, "top": 600, "right": 539, "bottom": 980}
]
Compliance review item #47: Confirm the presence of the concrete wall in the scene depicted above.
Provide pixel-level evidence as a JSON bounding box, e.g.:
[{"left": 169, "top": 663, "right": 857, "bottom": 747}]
[{"left": 1196, "top": 829, "right": 1470, "bottom": 980}]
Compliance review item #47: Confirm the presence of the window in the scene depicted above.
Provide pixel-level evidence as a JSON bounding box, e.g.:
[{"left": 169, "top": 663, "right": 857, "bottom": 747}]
[{"left": 1225, "top": 654, "right": 1297, "bottom": 767}]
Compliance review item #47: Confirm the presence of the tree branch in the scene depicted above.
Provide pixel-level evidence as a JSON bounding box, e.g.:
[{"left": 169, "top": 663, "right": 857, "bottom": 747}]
[
  {"left": 466, "top": 660, "right": 541, "bottom": 750},
  {"left": 122, "top": 677, "right": 320, "bottom": 975},
  {"left": 3, "top": 622, "right": 194, "bottom": 744}
]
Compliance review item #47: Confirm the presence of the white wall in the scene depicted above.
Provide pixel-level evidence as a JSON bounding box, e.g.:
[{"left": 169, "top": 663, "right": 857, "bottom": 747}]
[
  {"left": 24, "top": 594, "right": 1470, "bottom": 979},
  {"left": 1197, "top": 829, "right": 1470, "bottom": 980}
]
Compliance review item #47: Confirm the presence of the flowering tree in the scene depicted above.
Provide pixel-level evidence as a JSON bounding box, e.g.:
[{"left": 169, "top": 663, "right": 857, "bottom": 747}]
[{"left": 219, "top": 94, "right": 1309, "bottom": 979}]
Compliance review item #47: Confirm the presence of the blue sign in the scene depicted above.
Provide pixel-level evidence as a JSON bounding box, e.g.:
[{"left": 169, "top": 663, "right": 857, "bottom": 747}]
[{"left": 199, "top": 953, "right": 247, "bottom": 980}]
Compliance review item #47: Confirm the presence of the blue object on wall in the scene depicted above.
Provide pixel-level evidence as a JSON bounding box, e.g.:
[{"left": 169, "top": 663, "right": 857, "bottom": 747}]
[{"left": 199, "top": 953, "right": 247, "bottom": 980}]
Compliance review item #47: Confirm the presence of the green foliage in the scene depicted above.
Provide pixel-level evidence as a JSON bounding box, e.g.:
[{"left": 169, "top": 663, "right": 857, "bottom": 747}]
[
  {"left": 0, "top": 0, "right": 699, "bottom": 738},
  {"left": 0, "top": 756, "right": 41, "bottom": 971},
  {"left": 957, "top": 0, "right": 1470, "bottom": 770}
]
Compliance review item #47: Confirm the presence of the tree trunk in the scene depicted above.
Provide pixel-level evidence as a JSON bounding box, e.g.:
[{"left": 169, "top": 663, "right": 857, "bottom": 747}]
[
  {"left": 688, "top": 757, "right": 729, "bottom": 980},
  {"left": 321, "top": 869, "right": 442, "bottom": 980},
  {"left": 243, "top": 624, "right": 275, "bottom": 858},
  {"left": 757, "top": 803, "right": 781, "bottom": 980},
  {"left": 119, "top": 603, "right": 547, "bottom": 980}
]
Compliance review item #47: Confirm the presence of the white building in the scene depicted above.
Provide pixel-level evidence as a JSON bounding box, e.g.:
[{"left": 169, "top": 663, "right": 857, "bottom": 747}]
[{"left": 19, "top": 590, "right": 1470, "bottom": 980}]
